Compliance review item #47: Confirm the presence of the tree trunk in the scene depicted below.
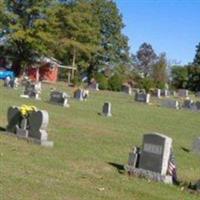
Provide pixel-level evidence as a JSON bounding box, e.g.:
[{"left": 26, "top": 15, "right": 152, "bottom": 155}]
[{"left": 72, "top": 47, "right": 76, "bottom": 79}]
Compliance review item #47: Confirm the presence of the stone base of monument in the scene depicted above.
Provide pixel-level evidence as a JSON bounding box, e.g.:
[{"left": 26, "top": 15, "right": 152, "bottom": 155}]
[
  {"left": 124, "top": 165, "right": 173, "bottom": 184},
  {"left": 102, "top": 113, "right": 112, "bottom": 117},
  {"left": 2, "top": 131, "right": 54, "bottom": 147},
  {"left": 16, "top": 128, "right": 29, "bottom": 137},
  {"left": 20, "top": 94, "right": 29, "bottom": 98},
  {"left": 20, "top": 94, "right": 41, "bottom": 100}
]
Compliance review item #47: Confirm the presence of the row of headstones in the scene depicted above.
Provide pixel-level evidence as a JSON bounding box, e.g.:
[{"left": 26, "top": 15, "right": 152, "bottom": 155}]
[
  {"left": 6, "top": 106, "right": 53, "bottom": 147},
  {"left": 159, "top": 98, "right": 200, "bottom": 111},
  {"left": 20, "top": 81, "right": 90, "bottom": 105},
  {"left": 3, "top": 77, "right": 19, "bottom": 89},
  {"left": 134, "top": 90, "right": 200, "bottom": 111},
  {"left": 122, "top": 84, "right": 190, "bottom": 98},
  {"left": 125, "top": 132, "right": 200, "bottom": 185},
  {"left": 135, "top": 89, "right": 190, "bottom": 102}
]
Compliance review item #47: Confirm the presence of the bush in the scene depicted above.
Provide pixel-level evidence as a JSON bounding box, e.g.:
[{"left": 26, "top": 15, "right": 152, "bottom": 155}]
[
  {"left": 138, "top": 78, "right": 155, "bottom": 93},
  {"left": 108, "top": 73, "right": 123, "bottom": 91},
  {"left": 72, "top": 73, "right": 81, "bottom": 86},
  {"left": 155, "top": 81, "right": 165, "bottom": 89},
  {"left": 95, "top": 73, "right": 108, "bottom": 90}
]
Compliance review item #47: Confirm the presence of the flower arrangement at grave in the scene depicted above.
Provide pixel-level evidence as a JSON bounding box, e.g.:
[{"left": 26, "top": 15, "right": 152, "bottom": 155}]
[{"left": 19, "top": 105, "right": 37, "bottom": 118}]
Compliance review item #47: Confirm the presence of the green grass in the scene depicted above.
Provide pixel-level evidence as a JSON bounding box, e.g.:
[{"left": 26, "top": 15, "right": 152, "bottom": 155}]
[{"left": 0, "top": 82, "right": 200, "bottom": 200}]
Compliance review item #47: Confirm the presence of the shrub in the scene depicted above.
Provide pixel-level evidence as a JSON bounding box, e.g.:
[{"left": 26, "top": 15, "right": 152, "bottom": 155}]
[
  {"left": 108, "top": 73, "right": 123, "bottom": 91},
  {"left": 95, "top": 73, "right": 108, "bottom": 90},
  {"left": 138, "top": 78, "right": 155, "bottom": 93},
  {"left": 72, "top": 73, "right": 81, "bottom": 86}
]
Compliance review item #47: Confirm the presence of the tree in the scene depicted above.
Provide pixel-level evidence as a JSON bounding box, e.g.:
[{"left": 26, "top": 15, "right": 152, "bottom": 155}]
[
  {"left": 193, "top": 42, "right": 200, "bottom": 66},
  {"left": 51, "top": 0, "right": 101, "bottom": 79},
  {"left": 0, "top": 0, "right": 56, "bottom": 75},
  {"left": 171, "top": 65, "right": 188, "bottom": 89},
  {"left": 152, "top": 53, "right": 168, "bottom": 88},
  {"left": 187, "top": 64, "right": 200, "bottom": 91},
  {"left": 90, "top": 0, "right": 130, "bottom": 72},
  {"left": 136, "top": 42, "right": 157, "bottom": 77}
]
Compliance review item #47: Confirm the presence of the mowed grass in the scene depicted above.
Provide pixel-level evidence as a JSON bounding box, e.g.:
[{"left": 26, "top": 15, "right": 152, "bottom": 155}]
[{"left": 0, "top": 82, "right": 200, "bottom": 200}]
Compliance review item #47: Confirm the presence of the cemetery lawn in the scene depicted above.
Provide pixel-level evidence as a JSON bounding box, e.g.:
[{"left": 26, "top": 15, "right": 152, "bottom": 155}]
[{"left": 0, "top": 82, "right": 200, "bottom": 200}]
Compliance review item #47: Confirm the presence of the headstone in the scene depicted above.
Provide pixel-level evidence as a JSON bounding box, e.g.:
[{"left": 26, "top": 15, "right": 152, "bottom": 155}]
[
  {"left": 125, "top": 133, "right": 174, "bottom": 184},
  {"left": 139, "top": 133, "right": 172, "bottom": 175},
  {"left": 122, "top": 84, "right": 132, "bottom": 95},
  {"left": 3, "top": 77, "right": 16, "bottom": 88},
  {"left": 6, "top": 106, "right": 53, "bottom": 147},
  {"left": 20, "top": 81, "right": 41, "bottom": 100},
  {"left": 135, "top": 92, "right": 150, "bottom": 103},
  {"left": 195, "top": 101, "right": 200, "bottom": 110},
  {"left": 89, "top": 82, "right": 99, "bottom": 91},
  {"left": 74, "top": 88, "right": 89, "bottom": 101},
  {"left": 102, "top": 102, "right": 112, "bottom": 117},
  {"left": 178, "top": 89, "right": 189, "bottom": 97},
  {"left": 161, "top": 89, "right": 169, "bottom": 97},
  {"left": 169, "top": 91, "right": 176, "bottom": 97},
  {"left": 128, "top": 146, "right": 140, "bottom": 168},
  {"left": 192, "top": 137, "right": 200, "bottom": 154},
  {"left": 182, "top": 99, "right": 193, "bottom": 109},
  {"left": 161, "top": 99, "right": 179, "bottom": 109},
  {"left": 6, "top": 106, "right": 21, "bottom": 133},
  {"left": 196, "top": 92, "right": 200, "bottom": 97},
  {"left": 156, "top": 89, "right": 161, "bottom": 98},
  {"left": 13, "top": 78, "right": 19, "bottom": 89},
  {"left": 28, "top": 110, "right": 49, "bottom": 141},
  {"left": 50, "top": 91, "right": 70, "bottom": 107}
]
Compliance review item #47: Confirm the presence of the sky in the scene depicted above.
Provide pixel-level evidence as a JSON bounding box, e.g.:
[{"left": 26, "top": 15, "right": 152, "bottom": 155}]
[{"left": 115, "top": 0, "right": 200, "bottom": 65}]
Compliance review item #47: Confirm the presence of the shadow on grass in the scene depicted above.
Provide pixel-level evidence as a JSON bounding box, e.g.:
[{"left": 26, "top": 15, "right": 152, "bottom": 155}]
[
  {"left": 181, "top": 146, "right": 190, "bottom": 153},
  {"left": 0, "top": 126, "right": 6, "bottom": 132},
  {"left": 107, "top": 162, "right": 125, "bottom": 174}
]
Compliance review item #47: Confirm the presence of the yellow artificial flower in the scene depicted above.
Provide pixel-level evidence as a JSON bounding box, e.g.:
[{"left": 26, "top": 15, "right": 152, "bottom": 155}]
[{"left": 19, "top": 105, "right": 37, "bottom": 117}]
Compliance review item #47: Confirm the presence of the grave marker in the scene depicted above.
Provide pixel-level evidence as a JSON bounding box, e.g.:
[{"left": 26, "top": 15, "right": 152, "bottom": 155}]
[
  {"left": 102, "top": 102, "right": 112, "bottom": 117},
  {"left": 50, "top": 91, "right": 70, "bottom": 107}
]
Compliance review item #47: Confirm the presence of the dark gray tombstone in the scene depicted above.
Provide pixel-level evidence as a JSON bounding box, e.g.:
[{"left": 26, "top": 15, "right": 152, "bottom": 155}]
[
  {"left": 192, "top": 137, "right": 200, "bottom": 154},
  {"left": 195, "top": 101, "right": 200, "bottom": 110},
  {"left": 178, "top": 89, "right": 189, "bottom": 97},
  {"left": 125, "top": 132, "right": 174, "bottom": 184},
  {"left": 74, "top": 88, "right": 89, "bottom": 101},
  {"left": 6, "top": 106, "right": 21, "bottom": 133},
  {"left": 182, "top": 99, "right": 193, "bottom": 109},
  {"left": 139, "top": 133, "right": 172, "bottom": 175},
  {"left": 102, "top": 102, "right": 112, "bottom": 117},
  {"left": 135, "top": 92, "right": 150, "bottom": 103},
  {"left": 29, "top": 110, "right": 49, "bottom": 141},
  {"left": 89, "top": 82, "right": 99, "bottom": 91},
  {"left": 161, "top": 89, "right": 169, "bottom": 97},
  {"left": 6, "top": 107, "right": 53, "bottom": 147},
  {"left": 74, "top": 88, "right": 83, "bottom": 101},
  {"left": 50, "top": 91, "right": 70, "bottom": 107},
  {"left": 122, "top": 84, "right": 132, "bottom": 95},
  {"left": 21, "top": 81, "right": 41, "bottom": 100},
  {"left": 161, "top": 99, "right": 179, "bottom": 109},
  {"left": 196, "top": 92, "right": 200, "bottom": 97}
]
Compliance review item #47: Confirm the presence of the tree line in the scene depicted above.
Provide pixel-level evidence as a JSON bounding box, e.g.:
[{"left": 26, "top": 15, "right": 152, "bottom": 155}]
[{"left": 0, "top": 0, "right": 199, "bottom": 92}]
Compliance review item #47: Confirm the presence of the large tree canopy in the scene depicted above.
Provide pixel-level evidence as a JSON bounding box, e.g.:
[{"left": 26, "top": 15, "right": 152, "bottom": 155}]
[
  {"left": 0, "top": 0, "right": 56, "bottom": 70},
  {"left": 90, "top": 0, "right": 130, "bottom": 69},
  {"left": 0, "top": 0, "right": 131, "bottom": 79},
  {"left": 51, "top": 0, "right": 101, "bottom": 70}
]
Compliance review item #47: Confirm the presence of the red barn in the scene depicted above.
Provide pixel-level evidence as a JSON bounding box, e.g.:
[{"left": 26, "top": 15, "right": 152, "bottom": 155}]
[{"left": 27, "top": 57, "right": 60, "bottom": 83}]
